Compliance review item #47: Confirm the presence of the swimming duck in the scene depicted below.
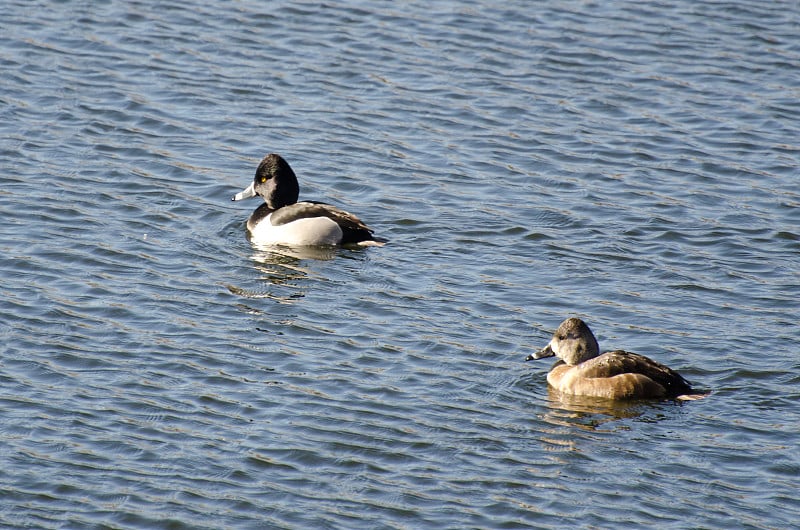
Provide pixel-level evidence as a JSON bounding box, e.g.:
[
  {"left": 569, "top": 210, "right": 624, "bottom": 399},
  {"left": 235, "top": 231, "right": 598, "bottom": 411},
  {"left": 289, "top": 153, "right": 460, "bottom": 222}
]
[
  {"left": 232, "top": 153, "right": 380, "bottom": 246},
  {"left": 526, "top": 317, "right": 694, "bottom": 400}
]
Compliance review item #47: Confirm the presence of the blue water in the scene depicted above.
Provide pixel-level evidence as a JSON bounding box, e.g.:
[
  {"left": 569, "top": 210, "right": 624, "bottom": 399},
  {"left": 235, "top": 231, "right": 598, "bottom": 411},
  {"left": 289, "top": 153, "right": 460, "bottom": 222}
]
[{"left": 1, "top": 0, "right": 799, "bottom": 528}]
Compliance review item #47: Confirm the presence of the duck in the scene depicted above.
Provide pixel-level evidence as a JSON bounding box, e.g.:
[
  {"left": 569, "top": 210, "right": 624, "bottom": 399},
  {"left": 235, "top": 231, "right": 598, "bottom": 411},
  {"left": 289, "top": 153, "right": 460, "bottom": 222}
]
[
  {"left": 231, "top": 153, "right": 380, "bottom": 247},
  {"left": 526, "top": 317, "right": 697, "bottom": 400}
]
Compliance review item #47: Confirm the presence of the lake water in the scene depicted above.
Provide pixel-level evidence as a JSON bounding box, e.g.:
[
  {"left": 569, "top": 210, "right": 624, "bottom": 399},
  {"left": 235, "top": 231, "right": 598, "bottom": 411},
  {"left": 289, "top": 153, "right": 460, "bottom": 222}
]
[{"left": 1, "top": 0, "right": 799, "bottom": 528}]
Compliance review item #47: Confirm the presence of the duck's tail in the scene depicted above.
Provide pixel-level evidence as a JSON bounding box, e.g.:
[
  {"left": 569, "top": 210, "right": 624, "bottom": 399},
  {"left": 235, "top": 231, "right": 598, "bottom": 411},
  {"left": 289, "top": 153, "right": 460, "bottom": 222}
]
[
  {"left": 676, "top": 391, "right": 711, "bottom": 401},
  {"left": 353, "top": 238, "right": 387, "bottom": 247}
]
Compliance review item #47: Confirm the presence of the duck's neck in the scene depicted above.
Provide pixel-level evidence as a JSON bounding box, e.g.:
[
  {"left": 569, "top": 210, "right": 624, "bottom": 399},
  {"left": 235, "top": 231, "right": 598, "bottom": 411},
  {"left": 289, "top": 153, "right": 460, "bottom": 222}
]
[{"left": 265, "top": 177, "right": 299, "bottom": 209}]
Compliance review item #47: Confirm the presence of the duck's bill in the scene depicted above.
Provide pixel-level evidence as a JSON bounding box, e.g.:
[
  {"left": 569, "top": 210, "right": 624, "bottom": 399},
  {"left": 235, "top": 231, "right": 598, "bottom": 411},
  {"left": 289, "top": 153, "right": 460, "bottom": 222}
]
[
  {"left": 232, "top": 182, "right": 256, "bottom": 201},
  {"left": 525, "top": 343, "right": 555, "bottom": 361}
]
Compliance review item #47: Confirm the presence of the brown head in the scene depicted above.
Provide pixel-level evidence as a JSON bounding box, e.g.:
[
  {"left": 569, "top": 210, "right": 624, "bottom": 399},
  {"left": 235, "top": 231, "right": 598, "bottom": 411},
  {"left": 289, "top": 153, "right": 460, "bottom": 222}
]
[{"left": 526, "top": 317, "right": 601, "bottom": 365}]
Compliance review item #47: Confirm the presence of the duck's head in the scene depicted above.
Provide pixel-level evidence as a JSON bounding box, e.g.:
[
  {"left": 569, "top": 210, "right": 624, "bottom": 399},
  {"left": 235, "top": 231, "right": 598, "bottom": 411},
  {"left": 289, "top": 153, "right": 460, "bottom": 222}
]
[
  {"left": 232, "top": 153, "right": 299, "bottom": 209},
  {"left": 526, "top": 317, "right": 600, "bottom": 365}
]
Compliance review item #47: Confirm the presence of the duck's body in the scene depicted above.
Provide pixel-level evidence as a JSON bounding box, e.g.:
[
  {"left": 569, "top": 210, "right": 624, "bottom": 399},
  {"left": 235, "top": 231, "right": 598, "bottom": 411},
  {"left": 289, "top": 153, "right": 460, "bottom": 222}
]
[
  {"left": 232, "top": 154, "right": 378, "bottom": 247},
  {"left": 542, "top": 350, "right": 692, "bottom": 399},
  {"left": 526, "top": 318, "right": 694, "bottom": 400},
  {"left": 244, "top": 201, "right": 374, "bottom": 246}
]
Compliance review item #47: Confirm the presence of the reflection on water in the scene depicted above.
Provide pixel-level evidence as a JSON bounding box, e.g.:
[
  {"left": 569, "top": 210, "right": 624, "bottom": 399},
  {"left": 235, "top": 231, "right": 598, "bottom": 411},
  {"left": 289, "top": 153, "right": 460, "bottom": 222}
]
[
  {"left": 251, "top": 243, "right": 339, "bottom": 263},
  {"left": 548, "top": 387, "right": 647, "bottom": 416},
  {"left": 227, "top": 242, "right": 373, "bottom": 311},
  {"left": 224, "top": 246, "right": 332, "bottom": 304},
  {"left": 539, "top": 386, "right": 689, "bottom": 431}
]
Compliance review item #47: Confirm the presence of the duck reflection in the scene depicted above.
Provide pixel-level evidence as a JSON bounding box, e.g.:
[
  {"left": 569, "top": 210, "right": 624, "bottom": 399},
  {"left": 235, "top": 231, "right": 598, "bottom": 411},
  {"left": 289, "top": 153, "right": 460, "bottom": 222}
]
[
  {"left": 537, "top": 385, "right": 692, "bottom": 432},
  {"left": 249, "top": 246, "right": 322, "bottom": 298},
  {"left": 545, "top": 387, "right": 648, "bottom": 419},
  {"left": 250, "top": 242, "right": 339, "bottom": 263},
  {"left": 227, "top": 245, "right": 334, "bottom": 304}
]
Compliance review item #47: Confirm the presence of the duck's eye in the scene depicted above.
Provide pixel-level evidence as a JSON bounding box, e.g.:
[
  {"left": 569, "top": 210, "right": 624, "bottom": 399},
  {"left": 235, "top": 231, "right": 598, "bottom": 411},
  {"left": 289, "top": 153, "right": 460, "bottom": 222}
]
[{"left": 260, "top": 176, "right": 267, "bottom": 183}]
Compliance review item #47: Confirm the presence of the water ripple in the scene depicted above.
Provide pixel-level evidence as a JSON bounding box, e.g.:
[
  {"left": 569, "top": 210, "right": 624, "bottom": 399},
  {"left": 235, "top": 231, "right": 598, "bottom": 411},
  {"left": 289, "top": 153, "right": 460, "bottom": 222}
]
[{"left": 2, "top": 0, "right": 800, "bottom": 528}]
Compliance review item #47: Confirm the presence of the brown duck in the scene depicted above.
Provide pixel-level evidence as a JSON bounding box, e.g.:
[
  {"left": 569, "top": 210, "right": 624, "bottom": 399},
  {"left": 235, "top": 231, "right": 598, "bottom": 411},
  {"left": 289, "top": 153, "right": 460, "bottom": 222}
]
[{"left": 526, "top": 317, "right": 698, "bottom": 400}]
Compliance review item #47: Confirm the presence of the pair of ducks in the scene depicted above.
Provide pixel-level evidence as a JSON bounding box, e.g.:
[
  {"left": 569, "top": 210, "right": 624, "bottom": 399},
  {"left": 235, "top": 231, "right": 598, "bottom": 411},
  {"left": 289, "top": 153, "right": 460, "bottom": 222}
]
[{"left": 232, "top": 154, "right": 700, "bottom": 401}]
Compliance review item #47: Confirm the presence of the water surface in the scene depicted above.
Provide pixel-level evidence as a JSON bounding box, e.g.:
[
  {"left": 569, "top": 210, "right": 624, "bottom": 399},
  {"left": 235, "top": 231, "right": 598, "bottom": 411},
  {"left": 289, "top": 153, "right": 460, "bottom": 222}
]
[{"left": 1, "top": 1, "right": 799, "bottom": 528}]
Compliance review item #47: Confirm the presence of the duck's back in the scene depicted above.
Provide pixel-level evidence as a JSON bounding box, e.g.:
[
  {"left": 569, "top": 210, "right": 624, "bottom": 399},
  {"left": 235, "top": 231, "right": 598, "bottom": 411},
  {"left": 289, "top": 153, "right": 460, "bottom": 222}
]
[{"left": 548, "top": 350, "right": 693, "bottom": 399}]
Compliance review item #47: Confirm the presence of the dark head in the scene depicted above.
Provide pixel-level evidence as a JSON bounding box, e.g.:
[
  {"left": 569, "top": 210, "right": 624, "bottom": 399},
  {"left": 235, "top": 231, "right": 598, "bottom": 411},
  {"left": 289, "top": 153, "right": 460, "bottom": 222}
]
[{"left": 232, "top": 153, "right": 300, "bottom": 209}]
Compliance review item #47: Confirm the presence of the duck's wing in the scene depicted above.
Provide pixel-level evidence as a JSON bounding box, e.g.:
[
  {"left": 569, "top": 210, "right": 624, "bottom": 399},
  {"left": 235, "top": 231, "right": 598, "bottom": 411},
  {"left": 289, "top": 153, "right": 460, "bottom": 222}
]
[
  {"left": 579, "top": 350, "right": 693, "bottom": 395},
  {"left": 270, "top": 201, "right": 375, "bottom": 243}
]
